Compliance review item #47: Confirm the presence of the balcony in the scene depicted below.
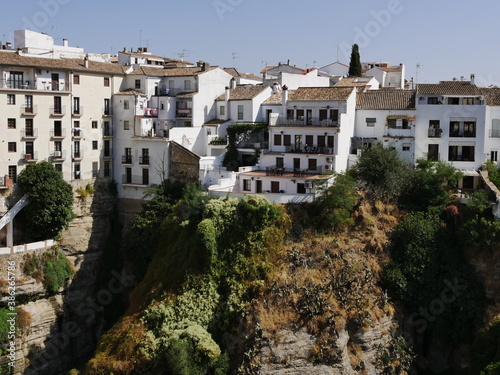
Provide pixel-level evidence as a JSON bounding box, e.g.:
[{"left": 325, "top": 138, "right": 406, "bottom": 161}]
[
  {"left": 273, "top": 117, "right": 339, "bottom": 127},
  {"left": 22, "top": 152, "right": 38, "bottom": 163},
  {"left": 2, "top": 80, "right": 70, "bottom": 91},
  {"left": 139, "top": 156, "right": 150, "bottom": 165},
  {"left": 0, "top": 176, "right": 13, "bottom": 189},
  {"left": 385, "top": 127, "right": 413, "bottom": 138},
  {"left": 122, "top": 156, "right": 133, "bottom": 164},
  {"left": 51, "top": 150, "right": 66, "bottom": 160},
  {"left": 103, "top": 127, "right": 113, "bottom": 137},
  {"left": 21, "top": 128, "right": 38, "bottom": 139},
  {"left": 122, "top": 174, "right": 148, "bottom": 186},
  {"left": 176, "top": 108, "right": 192, "bottom": 118},
  {"left": 450, "top": 130, "right": 476, "bottom": 138},
  {"left": 103, "top": 108, "right": 113, "bottom": 117},
  {"left": 490, "top": 129, "right": 500, "bottom": 138},
  {"left": 428, "top": 128, "right": 442, "bottom": 138},
  {"left": 50, "top": 105, "right": 66, "bottom": 116},
  {"left": 208, "top": 136, "right": 228, "bottom": 146},
  {"left": 72, "top": 129, "right": 83, "bottom": 139},
  {"left": 138, "top": 108, "right": 158, "bottom": 117},
  {"left": 72, "top": 106, "right": 83, "bottom": 117},
  {"left": 103, "top": 148, "right": 113, "bottom": 158},
  {"left": 20, "top": 105, "right": 37, "bottom": 116},
  {"left": 265, "top": 166, "right": 325, "bottom": 177},
  {"left": 50, "top": 129, "right": 66, "bottom": 139},
  {"left": 72, "top": 150, "right": 84, "bottom": 160}
]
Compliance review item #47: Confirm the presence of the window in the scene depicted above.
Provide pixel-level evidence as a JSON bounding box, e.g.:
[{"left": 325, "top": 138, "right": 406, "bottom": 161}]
[
  {"left": 104, "top": 161, "right": 111, "bottom": 177},
  {"left": 305, "top": 135, "right": 314, "bottom": 146},
  {"left": 104, "top": 77, "right": 110, "bottom": 87},
  {"left": 53, "top": 121, "right": 62, "bottom": 137},
  {"left": 125, "top": 167, "right": 132, "bottom": 183},
  {"left": 25, "top": 95, "right": 33, "bottom": 112},
  {"left": 237, "top": 105, "right": 244, "bottom": 120},
  {"left": 448, "top": 97, "right": 460, "bottom": 105},
  {"left": 8, "top": 142, "right": 16, "bottom": 152},
  {"left": 293, "top": 158, "right": 300, "bottom": 169},
  {"left": 142, "top": 168, "right": 149, "bottom": 185},
  {"left": 25, "top": 119, "right": 34, "bottom": 137},
  {"left": 73, "top": 75, "right": 80, "bottom": 85},
  {"left": 104, "top": 99, "right": 110, "bottom": 115},
  {"left": 124, "top": 100, "right": 129, "bottom": 110},
  {"left": 73, "top": 97, "right": 80, "bottom": 114},
  {"left": 74, "top": 141, "right": 81, "bottom": 158},
  {"left": 92, "top": 121, "right": 98, "bottom": 129},
  {"left": 463, "top": 97, "right": 474, "bottom": 105},
  {"left": 8, "top": 166, "right": 17, "bottom": 183},
  {"left": 492, "top": 151, "right": 498, "bottom": 162},
  {"left": 74, "top": 163, "right": 81, "bottom": 180},
  {"left": 274, "top": 134, "right": 282, "bottom": 146},
  {"left": 428, "top": 144, "right": 439, "bottom": 160},
  {"left": 124, "top": 120, "right": 130, "bottom": 130},
  {"left": 387, "top": 119, "right": 397, "bottom": 128},
  {"left": 402, "top": 119, "right": 409, "bottom": 129},
  {"left": 104, "top": 140, "right": 111, "bottom": 157},
  {"left": 184, "top": 80, "right": 191, "bottom": 91},
  {"left": 402, "top": 143, "right": 411, "bottom": 151},
  {"left": 427, "top": 97, "right": 440, "bottom": 104},
  {"left": 308, "top": 158, "right": 317, "bottom": 171},
  {"left": 317, "top": 135, "right": 326, "bottom": 148},
  {"left": 54, "top": 164, "right": 62, "bottom": 173},
  {"left": 54, "top": 140, "right": 62, "bottom": 152},
  {"left": 243, "top": 179, "right": 251, "bottom": 191},
  {"left": 276, "top": 157, "right": 284, "bottom": 168},
  {"left": 8, "top": 119, "right": 16, "bottom": 129},
  {"left": 449, "top": 145, "right": 475, "bottom": 161},
  {"left": 9, "top": 71, "right": 23, "bottom": 89},
  {"left": 283, "top": 134, "right": 291, "bottom": 146},
  {"left": 160, "top": 102, "right": 165, "bottom": 110},
  {"left": 92, "top": 162, "right": 99, "bottom": 178},
  {"left": 135, "top": 79, "right": 141, "bottom": 89},
  {"left": 492, "top": 120, "right": 500, "bottom": 138},
  {"left": 428, "top": 120, "right": 441, "bottom": 137},
  {"left": 366, "top": 117, "right": 376, "bottom": 127},
  {"left": 53, "top": 96, "right": 62, "bottom": 114},
  {"left": 7, "top": 94, "right": 15, "bottom": 105},
  {"left": 92, "top": 141, "right": 98, "bottom": 150},
  {"left": 219, "top": 105, "right": 225, "bottom": 116}
]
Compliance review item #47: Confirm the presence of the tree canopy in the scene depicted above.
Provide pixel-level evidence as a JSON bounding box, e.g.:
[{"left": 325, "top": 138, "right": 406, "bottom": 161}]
[
  {"left": 348, "top": 44, "right": 362, "bottom": 77},
  {"left": 16, "top": 161, "right": 74, "bottom": 240}
]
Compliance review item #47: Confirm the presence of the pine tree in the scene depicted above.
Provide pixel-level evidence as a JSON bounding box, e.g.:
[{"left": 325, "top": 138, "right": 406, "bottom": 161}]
[{"left": 348, "top": 44, "right": 362, "bottom": 77}]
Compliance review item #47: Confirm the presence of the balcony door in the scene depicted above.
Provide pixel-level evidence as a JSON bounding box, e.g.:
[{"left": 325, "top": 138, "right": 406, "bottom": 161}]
[{"left": 51, "top": 73, "right": 59, "bottom": 91}]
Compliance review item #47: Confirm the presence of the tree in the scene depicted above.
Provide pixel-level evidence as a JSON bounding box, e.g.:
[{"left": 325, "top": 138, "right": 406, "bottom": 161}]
[
  {"left": 348, "top": 44, "right": 362, "bottom": 77},
  {"left": 354, "top": 145, "right": 412, "bottom": 199},
  {"left": 16, "top": 161, "right": 74, "bottom": 240}
]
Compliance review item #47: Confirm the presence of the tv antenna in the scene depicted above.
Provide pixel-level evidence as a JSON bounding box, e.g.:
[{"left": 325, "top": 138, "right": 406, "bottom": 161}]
[
  {"left": 232, "top": 52, "right": 239, "bottom": 67},
  {"left": 416, "top": 63, "right": 422, "bottom": 85},
  {"left": 177, "top": 49, "right": 191, "bottom": 61}
]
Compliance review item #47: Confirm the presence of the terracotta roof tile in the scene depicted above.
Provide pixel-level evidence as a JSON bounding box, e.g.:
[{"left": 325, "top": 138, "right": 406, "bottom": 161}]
[
  {"left": 417, "top": 81, "right": 481, "bottom": 95},
  {"left": 130, "top": 65, "right": 217, "bottom": 77},
  {"left": 334, "top": 77, "right": 375, "bottom": 87},
  {"left": 288, "top": 87, "right": 354, "bottom": 101},
  {"left": 215, "top": 86, "right": 267, "bottom": 101},
  {"left": 0, "top": 50, "right": 126, "bottom": 75},
  {"left": 481, "top": 87, "right": 500, "bottom": 106},
  {"left": 356, "top": 90, "right": 416, "bottom": 109},
  {"left": 115, "top": 89, "right": 147, "bottom": 96},
  {"left": 263, "top": 92, "right": 282, "bottom": 105}
]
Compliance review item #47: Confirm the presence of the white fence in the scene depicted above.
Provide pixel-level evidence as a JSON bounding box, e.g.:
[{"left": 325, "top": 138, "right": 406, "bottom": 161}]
[
  {"left": 0, "top": 239, "right": 57, "bottom": 256},
  {"left": 209, "top": 189, "right": 315, "bottom": 204}
]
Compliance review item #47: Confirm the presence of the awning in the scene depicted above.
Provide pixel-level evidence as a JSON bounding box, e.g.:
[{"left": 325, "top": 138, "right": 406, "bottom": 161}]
[{"left": 461, "top": 169, "right": 480, "bottom": 176}]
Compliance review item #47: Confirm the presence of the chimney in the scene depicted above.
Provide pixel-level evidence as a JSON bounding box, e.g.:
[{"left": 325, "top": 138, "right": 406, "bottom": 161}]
[
  {"left": 272, "top": 81, "right": 279, "bottom": 94},
  {"left": 63, "top": 38, "right": 68, "bottom": 47},
  {"left": 224, "top": 86, "right": 230, "bottom": 102},
  {"left": 84, "top": 55, "right": 89, "bottom": 68},
  {"left": 6, "top": 42, "right": 11, "bottom": 49},
  {"left": 282, "top": 85, "right": 288, "bottom": 104},
  {"left": 470, "top": 74, "right": 475, "bottom": 85},
  {"left": 202, "top": 62, "right": 210, "bottom": 71},
  {"left": 460, "top": 76, "right": 464, "bottom": 81},
  {"left": 230, "top": 77, "right": 236, "bottom": 89}
]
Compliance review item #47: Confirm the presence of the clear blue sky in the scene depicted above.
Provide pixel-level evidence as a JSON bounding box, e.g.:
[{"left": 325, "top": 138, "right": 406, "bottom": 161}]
[{"left": 3, "top": 0, "right": 500, "bottom": 86}]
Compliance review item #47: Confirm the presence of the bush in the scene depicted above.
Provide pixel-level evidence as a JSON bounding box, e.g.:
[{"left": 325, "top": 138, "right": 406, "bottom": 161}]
[
  {"left": 16, "top": 161, "right": 74, "bottom": 240},
  {"left": 354, "top": 144, "right": 412, "bottom": 199}
]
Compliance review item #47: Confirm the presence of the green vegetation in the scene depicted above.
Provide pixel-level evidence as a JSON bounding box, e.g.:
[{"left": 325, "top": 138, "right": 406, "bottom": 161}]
[
  {"left": 88, "top": 191, "right": 289, "bottom": 374},
  {"left": 23, "top": 248, "right": 74, "bottom": 293},
  {"left": 485, "top": 160, "right": 500, "bottom": 188},
  {"left": 472, "top": 320, "right": 500, "bottom": 374},
  {"left": 348, "top": 44, "right": 362, "bottom": 77},
  {"left": 354, "top": 144, "right": 413, "bottom": 199},
  {"left": 222, "top": 123, "right": 267, "bottom": 171},
  {"left": 16, "top": 161, "right": 74, "bottom": 240},
  {"left": 76, "top": 183, "right": 95, "bottom": 201}
]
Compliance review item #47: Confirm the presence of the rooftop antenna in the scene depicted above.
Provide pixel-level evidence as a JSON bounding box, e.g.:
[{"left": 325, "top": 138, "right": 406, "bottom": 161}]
[
  {"left": 313, "top": 60, "right": 317, "bottom": 68},
  {"left": 177, "top": 49, "right": 190, "bottom": 61},
  {"left": 232, "top": 52, "right": 238, "bottom": 67},
  {"left": 336, "top": 39, "right": 339, "bottom": 62},
  {"left": 139, "top": 29, "right": 142, "bottom": 47}
]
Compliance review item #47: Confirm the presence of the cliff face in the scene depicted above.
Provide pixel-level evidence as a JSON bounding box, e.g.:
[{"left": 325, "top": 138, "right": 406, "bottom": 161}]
[{"left": 0, "top": 179, "right": 118, "bottom": 375}]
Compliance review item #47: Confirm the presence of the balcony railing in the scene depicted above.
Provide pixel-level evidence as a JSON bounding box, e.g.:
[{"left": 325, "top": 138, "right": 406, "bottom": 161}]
[
  {"left": 265, "top": 166, "right": 325, "bottom": 176},
  {"left": 50, "top": 129, "right": 66, "bottom": 138},
  {"left": 450, "top": 131, "right": 476, "bottom": 138},
  {"left": 122, "top": 175, "right": 148, "bottom": 185},
  {"left": 72, "top": 106, "right": 83, "bottom": 117},
  {"left": 139, "top": 156, "right": 150, "bottom": 165},
  {"left": 72, "top": 129, "right": 83, "bottom": 139},
  {"left": 122, "top": 156, "right": 133, "bottom": 164},
  {"left": 22, "top": 152, "right": 38, "bottom": 162},
  {"left": 1, "top": 80, "right": 70, "bottom": 91},
  {"left": 103, "top": 127, "right": 113, "bottom": 137},
  {"left": 103, "top": 108, "right": 113, "bottom": 116},
  {"left": 490, "top": 129, "right": 500, "bottom": 138},
  {"left": 103, "top": 148, "right": 113, "bottom": 158},
  {"left": 274, "top": 117, "right": 339, "bottom": 127},
  {"left": 21, "top": 129, "right": 38, "bottom": 139},
  {"left": 140, "top": 108, "right": 158, "bottom": 117},
  {"left": 73, "top": 150, "right": 84, "bottom": 160},
  {"left": 50, "top": 105, "right": 66, "bottom": 116},
  {"left": 428, "top": 128, "right": 442, "bottom": 138},
  {"left": 176, "top": 108, "right": 192, "bottom": 118},
  {"left": 50, "top": 150, "right": 66, "bottom": 160},
  {"left": 20, "top": 105, "right": 37, "bottom": 116}
]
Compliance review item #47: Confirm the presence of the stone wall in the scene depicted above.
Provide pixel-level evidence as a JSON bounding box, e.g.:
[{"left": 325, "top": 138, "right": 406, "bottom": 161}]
[{"left": 170, "top": 141, "right": 200, "bottom": 184}]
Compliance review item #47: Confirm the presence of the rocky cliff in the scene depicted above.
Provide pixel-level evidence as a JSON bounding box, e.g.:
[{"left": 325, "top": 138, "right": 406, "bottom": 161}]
[{"left": 0, "top": 178, "right": 118, "bottom": 375}]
